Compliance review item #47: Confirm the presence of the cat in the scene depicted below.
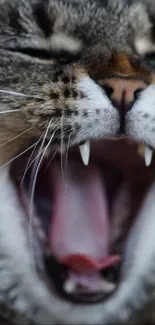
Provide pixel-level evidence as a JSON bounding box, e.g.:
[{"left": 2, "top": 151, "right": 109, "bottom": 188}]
[{"left": 1, "top": 0, "right": 155, "bottom": 324}]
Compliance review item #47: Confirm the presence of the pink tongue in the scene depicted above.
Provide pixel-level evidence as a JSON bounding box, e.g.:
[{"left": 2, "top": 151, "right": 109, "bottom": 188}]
[{"left": 49, "top": 161, "right": 120, "bottom": 273}]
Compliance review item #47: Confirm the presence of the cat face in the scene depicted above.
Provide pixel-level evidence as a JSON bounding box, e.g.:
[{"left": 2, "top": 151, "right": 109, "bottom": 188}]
[{"left": 1, "top": 1, "right": 155, "bottom": 325}]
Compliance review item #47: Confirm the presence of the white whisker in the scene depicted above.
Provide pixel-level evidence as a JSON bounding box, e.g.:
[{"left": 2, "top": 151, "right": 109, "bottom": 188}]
[
  {"left": 0, "top": 126, "right": 34, "bottom": 148},
  {"left": 28, "top": 120, "right": 55, "bottom": 256},
  {"left": 0, "top": 109, "right": 20, "bottom": 114},
  {"left": 20, "top": 133, "right": 44, "bottom": 189},
  {"left": 0, "top": 89, "right": 45, "bottom": 100},
  {"left": 0, "top": 142, "right": 38, "bottom": 169},
  {"left": 65, "top": 133, "right": 71, "bottom": 172},
  {"left": 45, "top": 149, "right": 57, "bottom": 171},
  {"left": 26, "top": 146, "right": 47, "bottom": 175},
  {"left": 60, "top": 113, "right": 65, "bottom": 181}
]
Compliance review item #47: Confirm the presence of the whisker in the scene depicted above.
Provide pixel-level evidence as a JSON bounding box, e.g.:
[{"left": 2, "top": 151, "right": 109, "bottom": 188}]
[
  {"left": 20, "top": 133, "right": 45, "bottom": 189},
  {"left": 28, "top": 122, "right": 51, "bottom": 221},
  {"left": 20, "top": 135, "right": 55, "bottom": 188},
  {"left": 45, "top": 126, "right": 72, "bottom": 171},
  {"left": 45, "top": 126, "right": 72, "bottom": 172},
  {"left": 65, "top": 133, "right": 71, "bottom": 172},
  {"left": 0, "top": 126, "right": 34, "bottom": 148},
  {"left": 25, "top": 146, "right": 47, "bottom": 176},
  {"left": 0, "top": 141, "right": 39, "bottom": 169},
  {"left": 0, "top": 109, "right": 20, "bottom": 114},
  {"left": 60, "top": 113, "right": 65, "bottom": 181},
  {"left": 45, "top": 149, "right": 57, "bottom": 171},
  {"left": 28, "top": 120, "right": 54, "bottom": 254},
  {"left": 0, "top": 89, "right": 45, "bottom": 100}
]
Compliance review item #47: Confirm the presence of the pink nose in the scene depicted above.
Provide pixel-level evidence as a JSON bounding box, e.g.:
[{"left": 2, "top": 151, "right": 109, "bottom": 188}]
[{"left": 102, "top": 78, "right": 147, "bottom": 113}]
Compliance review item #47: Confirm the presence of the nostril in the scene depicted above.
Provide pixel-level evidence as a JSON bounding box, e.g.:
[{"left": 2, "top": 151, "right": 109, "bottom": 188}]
[
  {"left": 103, "top": 85, "right": 114, "bottom": 99},
  {"left": 134, "top": 88, "right": 143, "bottom": 101}
]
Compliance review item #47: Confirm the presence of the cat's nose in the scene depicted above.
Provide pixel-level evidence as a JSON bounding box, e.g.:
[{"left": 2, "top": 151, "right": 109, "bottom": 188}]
[{"left": 102, "top": 78, "right": 148, "bottom": 113}]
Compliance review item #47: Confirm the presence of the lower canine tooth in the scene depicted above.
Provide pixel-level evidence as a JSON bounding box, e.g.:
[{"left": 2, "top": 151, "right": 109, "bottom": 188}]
[
  {"left": 101, "top": 279, "right": 116, "bottom": 293},
  {"left": 144, "top": 146, "right": 153, "bottom": 167},
  {"left": 63, "top": 279, "right": 76, "bottom": 294},
  {"left": 63, "top": 280, "right": 76, "bottom": 294},
  {"left": 79, "top": 140, "right": 90, "bottom": 166}
]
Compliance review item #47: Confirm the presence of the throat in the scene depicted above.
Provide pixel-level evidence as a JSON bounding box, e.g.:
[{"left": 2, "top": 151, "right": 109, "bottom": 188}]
[
  {"left": 49, "top": 161, "right": 120, "bottom": 273},
  {"left": 46, "top": 161, "right": 120, "bottom": 298}
]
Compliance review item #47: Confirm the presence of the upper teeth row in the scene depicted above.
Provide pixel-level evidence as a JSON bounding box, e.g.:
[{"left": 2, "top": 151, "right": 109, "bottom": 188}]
[{"left": 79, "top": 141, "right": 153, "bottom": 168}]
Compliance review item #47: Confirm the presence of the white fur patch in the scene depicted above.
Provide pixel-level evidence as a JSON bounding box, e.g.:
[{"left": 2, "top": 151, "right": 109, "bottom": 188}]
[
  {"left": 135, "top": 36, "right": 155, "bottom": 56},
  {"left": 126, "top": 84, "right": 155, "bottom": 148},
  {"left": 71, "top": 75, "right": 120, "bottom": 144},
  {"left": 50, "top": 33, "right": 82, "bottom": 53}
]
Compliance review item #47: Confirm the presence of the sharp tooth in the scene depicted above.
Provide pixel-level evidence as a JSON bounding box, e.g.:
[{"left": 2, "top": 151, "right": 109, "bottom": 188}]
[
  {"left": 101, "top": 280, "right": 116, "bottom": 294},
  {"left": 63, "top": 279, "right": 76, "bottom": 294},
  {"left": 144, "top": 146, "right": 153, "bottom": 167},
  {"left": 79, "top": 140, "right": 90, "bottom": 166},
  {"left": 138, "top": 143, "right": 145, "bottom": 158},
  {"left": 137, "top": 144, "right": 153, "bottom": 166}
]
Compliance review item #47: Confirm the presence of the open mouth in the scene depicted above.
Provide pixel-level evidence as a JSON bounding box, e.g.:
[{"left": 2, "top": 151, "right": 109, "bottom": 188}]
[{"left": 10, "top": 138, "right": 155, "bottom": 304}]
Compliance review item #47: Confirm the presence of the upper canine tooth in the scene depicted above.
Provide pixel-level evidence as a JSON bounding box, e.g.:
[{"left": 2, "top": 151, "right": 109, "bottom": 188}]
[
  {"left": 79, "top": 140, "right": 90, "bottom": 166},
  {"left": 101, "top": 279, "right": 116, "bottom": 294},
  {"left": 144, "top": 146, "right": 153, "bottom": 167},
  {"left": 138, "top": 143, "right": 145, "bottom": 158}
]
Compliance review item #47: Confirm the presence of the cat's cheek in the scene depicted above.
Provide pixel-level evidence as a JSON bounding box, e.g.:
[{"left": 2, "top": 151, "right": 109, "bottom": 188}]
[
  {"left": 69, "top": 75, "right": 120, "bottom": 144},
  {"left": 0, "top": 143, "right": 24, "bottom": 166},
  {"left": 126, "top": 84, "right": 155, "bottom": 149}
]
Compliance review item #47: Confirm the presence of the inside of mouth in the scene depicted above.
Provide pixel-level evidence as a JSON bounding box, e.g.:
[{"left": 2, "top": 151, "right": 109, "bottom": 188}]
[{"left": 10, "top": 139, "right": 154, "bottom": 304}]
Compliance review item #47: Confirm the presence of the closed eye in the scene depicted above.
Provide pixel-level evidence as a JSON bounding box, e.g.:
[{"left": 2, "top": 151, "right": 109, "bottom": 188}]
[
  {"left": 13, "top": 48, "right": 55, "bottom": 60},
  {"left": 6, "top": 47, "right": 81, "bottom": 64}
]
